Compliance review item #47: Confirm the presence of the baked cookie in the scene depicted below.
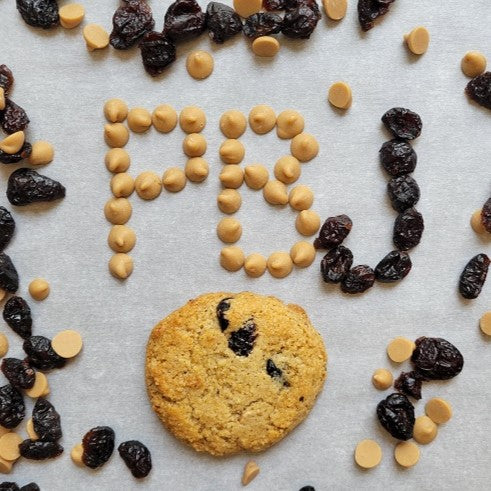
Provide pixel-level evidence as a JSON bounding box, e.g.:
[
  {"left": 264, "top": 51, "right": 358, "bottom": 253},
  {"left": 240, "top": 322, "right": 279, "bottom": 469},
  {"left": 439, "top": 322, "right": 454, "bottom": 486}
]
[{"left": 146, "top": 292, "right": 327, "bottom": 456}]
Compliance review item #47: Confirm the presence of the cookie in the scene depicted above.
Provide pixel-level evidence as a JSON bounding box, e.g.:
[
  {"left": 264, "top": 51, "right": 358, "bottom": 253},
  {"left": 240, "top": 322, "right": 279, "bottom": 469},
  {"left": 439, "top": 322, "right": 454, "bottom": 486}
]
[{"left": 146, "top": 292, "right": 327, "bottom": 456}]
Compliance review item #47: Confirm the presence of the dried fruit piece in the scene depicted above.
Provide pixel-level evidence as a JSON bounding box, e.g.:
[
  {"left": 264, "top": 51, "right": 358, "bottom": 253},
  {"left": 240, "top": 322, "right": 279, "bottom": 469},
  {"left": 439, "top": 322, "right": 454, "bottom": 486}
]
[
  {"left": 206, "top": 2, "right": 243, "bottom": 44},
  {"left": 387, "top": 175, "right": 420, "bottom": 212},
  {"left": 139, "top": 31, "right": 176, "bottom": 76},
  {"left": 19, "top": 484, "right": 40, "bottom": 491},
  {"left": 0, "top": 484, "right": 19, "bottom": 491},
  {"left": 118, "top": 440, "right": 152, "bottom": 478},
  {"left": 216, "top": 297, "right": 232, "bottom": 331},
  {"left": 19, "top": 439, "right": 63, "bottom": 459},
  {"left": 23, "top": 336, "right": 66, "bottom": 370},
  {"left": 243, "top": 12, "right": 282, "bottom": 38},
  {"left": 110, "top": 0, "right": 155, "bottom": 50},
  {"left": 0, "top": 100, "right": 29, "bottom": 135},
  {"left": 411, "top": 337, "right": 464, "bottom": 380},
  {"left": 459, "top": 253, "right": 489, "bottom": 299},
  {"left": 82, "top": 426, "right": 115, "bottom": 469},
  {"left": 357, "top": 0, "right": 395, "bottom": 32},
  {"left": 341, "top": 265, "right": 375, "bottom": 294},
  {"left": 481, "top": 197, "right": 491, "bottom": 233},
  {"left": 379, "top": 139, "right": 417, "bottom": 177},
  {"left": 7, "top": 168, "right": 66, "bottom": 206},
  {"left": 16, "top": 0, "right": 60, "bottom": 29},
  {"left": 375, "top": 250, "right": 412, "bottom": 282},
  {"left": 228, "top": 319, "right": 257, "bottom": 357},
  {"left": 32, "top": 398, "right": 62, "bottom": 442},
  {"left": 0, "top": 142, "right": 32, "bottom": 165},
  {"left": 376, "top": 392, "right": 415, "bottom": 440},
  {"left": 163, "top": 0, "right": 206, "bottom": 41},
  {"left": 1, "top": 359, "right": 35, "bottom": 390},
  {"left": 263, "top": 0, "right": 287, "bottom": 10},
  {"left": 382, "top": 107, "right": 422, "bottom": 140},
  {"left": 266, "top": 359, "right": 282, "bottom": 379},
  {"left": 465, "top": 71, "right": 491, "bottom": 110},
  {"left": 3, "top": 296, "right": 32, "bottom": 339},
  {"left": 394, "top": 371, "right": 424, "bottom": 400},
  {"left": 0, "top": 253, "right": 19, "bottom": 294},
  {"left": 0, "top": 65, "right": 14, "bottom": 95},
  {"left": 0, "top": 384, "right": 25, "bottom": 429},
  {"left": 0, "top": 207, "right": 15, "bottom": 251},
  {"left": 393, "top": 207, "right": 424, "bottom": 251},
  {"left": 282, "top": 1, "right": 321, "bottom": 39},
  {"left": 320, "top": 245, "right": 353, "bottom": 283},
  {"left": 314, "top": 214, "right": 353, "bottom": 249}
]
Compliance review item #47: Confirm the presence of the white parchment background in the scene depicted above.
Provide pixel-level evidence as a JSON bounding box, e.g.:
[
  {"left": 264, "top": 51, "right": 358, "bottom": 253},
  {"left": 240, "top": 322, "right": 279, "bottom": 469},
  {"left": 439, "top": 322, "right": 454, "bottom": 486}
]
[{"left": 0, "top": 1, "right": 490, "bottom": 489}]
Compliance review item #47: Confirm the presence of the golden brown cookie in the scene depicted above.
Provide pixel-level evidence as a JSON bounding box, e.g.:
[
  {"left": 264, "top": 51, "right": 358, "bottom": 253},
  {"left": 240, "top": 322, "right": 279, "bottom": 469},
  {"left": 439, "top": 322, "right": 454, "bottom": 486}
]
[{"left": 146, "top": 292, "right": 327, "bottom": 456}]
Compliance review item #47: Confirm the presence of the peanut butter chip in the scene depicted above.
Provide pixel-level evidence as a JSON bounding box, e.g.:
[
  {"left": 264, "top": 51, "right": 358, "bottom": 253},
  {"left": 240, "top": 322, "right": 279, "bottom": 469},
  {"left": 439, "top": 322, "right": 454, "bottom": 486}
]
[
  {"left": 217, "top": 218, "right": 242, "bottom": 243},
  {"left": 220, "top": 246, "right": 245, "bottom": 272},
  {"left": 186, "top": 50, "right": 214, "bottom": 80},
  {"left": 0, "top": 427, "right": 8, "bottom": 438},
  {"left": 0, "top": 131, "right": 25, "bottom": 154},
  {"left": 0, "top": 456, "right": 12, "bottom": 473},
  {"left": 220, "top": 110, "right": 247, "bottom": 139},
  {"left": 185, "top": 158, "right": 209, "bottom": 182},
  {"left": 425, "top": 398, "right": 452, "bottom": 424},
  {"left": 109, "top": 253, "right": 134, "bottom": 279},
  {"left": 71, "top": 443, "right": 84, "bottom": 466},
  {"left": 0, "top": 88, "right": 5, "bottom": 111},
  {"left": 111, "top": 173, "right": 134, "bottom": 198},
  {"left": 108, "top": 225, "right": 136, "bottom": 253},
  {"left": 218, "top": 189, "right": 242, "bottom": 214},
  {"left": 0, "top": 334, "right": 8, "bottom": 358},
  {"left": 234, "top": 0, "right": 261, "bottom": 18},
  {"left": 220, "top": 165, "right": 244, "bottom": 189},
  {"left": 372, "top": 368, "right": 393, "bottom": 390},
  {"left": 405, "top": 26, "right": 430, "bottom": 55},
  {"left": 105, "top": 148, "right": 130, "bottom": 173},
  {"left": 413, "top": 416, "right": 437, "bottom": 444},
  {"left": 127, "top": 107, "right": 152, "bottom": 133},
  {"left": 104, "top": 123, "right": 129, "bottom": 148},
  {"left": 263, "top": 180, "right": 288, "bottom": 205},
  {"left": 28, "top": 141, "right": 54, "bottom": 166},
  {"left": 162, "top": 168, "right": 186, "bottom": 192},
  {"left": 289, "top": 185, "right": 314, "bottom": 211},
  {"left": 252, "top": 36, "right": 280, "bottom": 57},
  {"left": 267, "top": 252, "right": 293, "bottom": 278},
  {"left": 296, "top": 210, "right": 321, "bottom": 236},
  {"left": 0, "top": 290, "right": 5, "bottom": 303},
  {"left": 387, "top": 337, "right": 415, "bottom": 363},
  {"left": 394, "top": 441, "right": 420, "bottom": 468},
  {"left": 244, "top": 254, "right": 267, "bottom": 278},
  {"left": 290, "top": 241, "right": 316, "bottom": 268},
  {"left": 244, "top": 165, "right": 269, "bottom": 190},
  {"left": 220, "top": 139, "right": 245, "bottom": 164},
  {"left": 470, "top": 209, "right": 486, "bottom": 234},
  {"left": 104, "top": 99, "right": 128, "bottom": 123},
  {"left": 276, "top": 110, "right": 304, "bottom": 139},
  {"left": 152, "top": 104, "right": 178, "bottom": 133},
  {"left": 354, "top": 439, "right": 382, "bottom": 469},
  {"left": 323, "top": 0, "right": 347, "bottom": 20},
  {"left": 28, "top": 278, "right": 50, "bottom": 301},
  {"left": 59, "top": 3, "right": 85, "bottom": 28},
  {"left": 52, "top": 330, "right": 83, "bottom": 358},
  {"left": 461, "top": 51, "right": 487, "bottom": 78},
  {"left": 291, "top": 133, "right": 319, "bottom": 162},
  {"left": 135, "top": 172, "right": 162, "bottom": 200},
  {"left": 179, "top": 106, "right": 206, "bottom": 133},
  {"left": 274, "top": 156, "right": 301, "bottom": 184},
  {"left": 241, "top": 460, "right": 260, "bottom": 486},
  {"left": 0, "top": 433, "right": 22, "bottom": 461},
  {"left": 104, "top": 198, "right": 132, "bottom": 224},
  {"left": 479, "top": 311, "right": 491, "bottom": 336},
  {"left": 328, "top": 81, "right": 352, "bottom": 109},
  {"left": 26, "top": 419, "right": 38, "bottom": 440},
  {"left": 249, "top": 105, "right": 276, "bottom": 134},
  {"left": 183, "top": 133, "right": 207, "bottom": 157},
  {"left": 25, "top": 371, "right": 49, "bottom": 398},
  {"left": 83, "top": 24, "right": 109, "bottom": 51}
]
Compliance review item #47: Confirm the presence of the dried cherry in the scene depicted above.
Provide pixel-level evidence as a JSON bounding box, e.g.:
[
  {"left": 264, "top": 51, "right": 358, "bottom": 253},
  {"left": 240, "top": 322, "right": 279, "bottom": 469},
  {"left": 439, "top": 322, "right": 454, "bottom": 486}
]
[
  {"left": 7, "top": 168, "right": 66, "bottom": 206},
  {"left": 20, "top": 485, "right": 40, "bottom": 491},
  {"left": 139, "top": 31, "right": 176, "bottom": 77},
  {"left": 393, "top": 207, "right": 424, "bottom": 251},
  {"left": 228, "top": 319, "right": 257, "bottom": 357},
  {"left": 341, "top": 265, "right": 375, "bottom": 294},
  {"left": 0, "top": 65, "right": 14, "bottom": 95},
  {"left": 382, "top": 107, "right": 422, "bottom": 140},
  {"left": 376, "top": 392, "right": 414, "bottom": 440},
  {"left": 216, "top": 297, "right": 232, "bottom": 331},
  {"left": 118, "top": 440, "right": 152, "bottom": 478},
  {"left": 374, "top": 250, "right": 411, "bottom": 282},
  {"left": 465, "top": 71, "right": 491, "bottom": 110},
  {"left": 394, "top": 370, "right": 424, "bottom": 400},
  {"left": 32, "top": 398, "right": 62, "bottom": 442},
  {"left": 358, "top": 0, "right": 395, "bottom": 31},
  {"left": 281, "top": 1, "right": 321, "bottom": 39},
  {"left": 23, "top": 336, "right": 66, "bottom": 370},
  {"left": 379, "top": 139, "right": 417, "bottom": 177},
  {"left": 163, "top": 0, "right": 206, "bottom": 42},
  {"left": 266, "top": 359, "right": 283, "bottom": 379},
  {"left": 82, "top": 426, "right": 115, "bottom": 469},
  {"left": 320, "top": 245, "right": 353, "bottom": 283},
  {"left": 481, "top": 197, "right": 491, "bottom": 233},
  {"left": 459, "top": 253, "right": 489, "bottom": 299},
  {"left": 0, "top": 253, "right": 19, "bottom": 293},
  {"left": 314, "top": 214, "right": 353, "bottom": 249},
  {"left": 3, "top": 296, "right": 32, "bottom": 339},
  {"left": 16, "top": 0, "right": 59, "bottom": 29},
  {"left": 263, "top": 0, "right": 287, "bottom": 10},
  {"left": 387, "top": 175, "right": 420, "bottom": 212},
  {"left": 0, "top": 207, "right": 15, "bottom": 251},
  {"left": 0, "top": 142, "right": 32, "bottom": 165},
  {"left": 0, "top": 484, "right": 19, "bottom": 491},
  {"left": 1, "top": 359, "right": 35, "bottom": 390},
  {"left": 0, "top": 384, "right": 25, "bottom": 429},
  {"left": 243, "top": 13, "right": 282, "bottom": 38},
  {"left": 0, "top": 99, "right": 30, "bottom": 135},
  {"left": 206, "top": 2, "right": 243, "bottom": 44},
  {"left": 411, "top": 337, "right": 464, "bottom": 380},
  {"left": 19, "top": 439, "right": 63, "bottom": 460}
]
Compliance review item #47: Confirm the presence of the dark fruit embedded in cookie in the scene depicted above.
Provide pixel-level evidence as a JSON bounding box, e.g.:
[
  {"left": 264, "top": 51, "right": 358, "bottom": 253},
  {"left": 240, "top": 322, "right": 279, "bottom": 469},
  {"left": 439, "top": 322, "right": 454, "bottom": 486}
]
[
  {"left": 394, "top": 370, "right": 424, "bottom": 400},
  {"left": 314, "top": 214, "right": 353, "bottom": 249},
  {"left": 216, "top": 297, "right": 232, "bottom": 331},
  {"left": 459, "top": 253, "right": 489, "bottom": 299},
  {"left": 0, "top": 384, "right": 25, "bottom": 429},
  {"left": 16, "top": 0, "right": 59, "bottom": 29},
  {"left": 23, "top": 336, "right": 66, "bottom": 370},
  {"left": 1, "top": 358, "right": 35, "bottom": 390},
  {"left": 465, "top": 71, "right": 491, "bottom": 110},
  {"left": 0, "top": 253, "right": 19, "bottom": 294},
  {"left": 387, "top": 175, "right": 420, "bottom": 212},
  {"left": 19, "top": 439, "right": 63, "bottom": 460},
  {"left": 82, "top": 426, "right": 115, "bottom": 469},
  {"left": 320, "top": 245, "right": 353, "bottom": 283},
  {"left": 206, "top": 2, "right": 243, "bottom": 44},
  {"left": 266, "top": 359, "right": 282, "bottom": 378},
  {"left": 382, "top": 107, "right": 422, "bottom": 140},
  {"left": 0, "top": 207, "right": 15, "bottom": 252},
  {"left": 139, "top": 31, "right": 177, "bottom": 77},
  {"left": 376, "top": 392, "right": 415, "bottom": 440},
  {"left": 481, "top": 198, "right": 491, "bottom": 233},
  {"left": 0, "top": 142, "right": 32, "bottom": 165},
  {"left": 163, "top": 0, "right": 206, "bottom": 42},
  {"left": 228, "top": 319, "right": 257, "bottom": 357},
  {"left": 32, "top": 398, "right": 62, "bottom": 442},
  {"left": 393, "top": 208, "right": 424, "bottom": 251},
  {"left": 379, "top": 139, "right": 417, "bottom": 177},
  {"left": 375, "top": 250, "right": 412, "bottom": 283},
  {"left": 3, "top": 296, "right": 32, "bottom": 339},
  {"left": 0, "top": 99, "right": 29, "bottom": 135},
  {"left": 341, "top": 265, "right": 375, "bottom": 294},
  {"left": 118, "top": 440, "right": 152, "bottom": 478}
]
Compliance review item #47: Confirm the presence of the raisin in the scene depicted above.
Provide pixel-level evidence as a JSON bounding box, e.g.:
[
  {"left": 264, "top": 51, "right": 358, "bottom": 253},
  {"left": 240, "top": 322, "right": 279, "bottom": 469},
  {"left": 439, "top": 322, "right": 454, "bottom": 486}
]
[
  {"left": 393, "top": 207, "right": 424, "bottom": 251},
  {"left": 118, "top": 440, "right": 152, "bottom": 478},
  {"left": 314, "top": 214, "right": 353, "bottom": 249},
  {"left": 375, "top": 250, "right": 412, "bottom": 282},
  {"left": 216, "top": 297, "right": 232, "bottom": 331},
  {"left": 382, "top": 107, "right": 422, "bottom": 140},
  {"left": 0, "top": 142, "right": 32, "bottom": 165},
  {"left": 0, "top": 65, "right": 14, "bottom": 95},
  {"left": 3, "top": 296, "right": 32, "bottom": 339},
  {"left": 163, "top": 0, "right": 206, "bottom": 42},
  {"left": 394, "top": 371, "right": 424, "bottom": 400},
  {"left": 139, "top": 31, "right": 176, "bottom": 77},
  {"left": 481, "top": 197, "right": 491, "bottom": 233},
  {"left": 299, "top": 487, "right": 315, "bottom": 491},
  {"left": 23, "top": 336, "right": 66, "bottom": 370},
  {"left": 228, "top": 319, "right": 257, "bottom": 357},
  {"left": 0, "top": 253, "right": 19, "bottom": 294},
  {"left": 411, "top": 337, "right": 464, "bottom": 380},
  {"left": 243, "top": 13, "right": 282, "bottom": 38},
  {"left": 281, "top": 1, "right": 321, "bottom": 39},
  {"left": 376, "top": 392, "right": 415, "bottom": 441},
  {"left": 357, "top": 0, "right": 395, "bottom": 31},
  {"left": 0, "top": 384, "right": 25, "bottom": 429},
  {"left": 1, "top": 359, "right": 35, "bottom": 390},
  {"left": 465, "top": 71, "right": 491, "bottom": 110},
  {"left": 0, "top": 207, "right": 15, "bottom": 251},
  {"left": 82, "top": 426, "right": 115, "bottom": 469},
  {"left": 0, "top": 99, "right": 30, "bottom": 135},
  {"left": 7, "top": 168, "right": 66, "bottom": 206},
  {"left": 20, "top": 485, "right": 40, "bottom": 491},
  {"left": 206, "top": 2, "right": 243, "bottom": 44},
  {"left": 320, "top": 245, "right": 353, "bottom": 283},
  {"left": 0, "top": 484, "right": 19, "bottom": 491},
  {"left": 19, "top": 439, "right": 63, "bottom": 460},
  {"left": 458, "top": 253, "right": 489, "bottom": 299},
  {"left": 32, "top": 398, "right": 62, "bottom": 442},
  {"left": 379, "top": 139, "right": 417, "bottom": 177},
  {"left": 110, "top": 0, "right": 155, "bottom": 50},
  {"left": 16, "top": 0, "right": 59, "bottom": 29},
  {"left": 266, "top": 359, "right": 282, "bottom": 379},
  {"left": 387, "top": 175, "right": 420, "bottom": 212},
  {"left": 263, "top": 0, "right": 287, "bottom": 10},
  {"left": 341, "top": 265, "right": 375, "bottom": 294}
]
